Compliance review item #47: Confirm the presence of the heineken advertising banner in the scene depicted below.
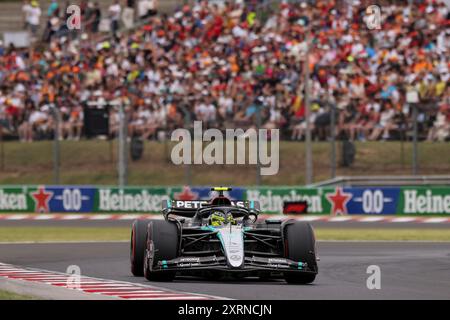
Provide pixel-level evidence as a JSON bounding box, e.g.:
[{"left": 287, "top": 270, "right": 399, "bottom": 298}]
[{"left": 0, "top": 185, "right": 449, "bottom": 215}]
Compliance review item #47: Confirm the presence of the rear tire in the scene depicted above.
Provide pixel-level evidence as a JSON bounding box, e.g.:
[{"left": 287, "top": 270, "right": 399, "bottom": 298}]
[
  {"left": 144, "top": 220, "right": 178, "bottom": 282},
  {"left": 283, "top": 221, "right": 318, "bottom": 284},
  {"left": 130, "top": 219, "right": 150, "bottom": 276}
]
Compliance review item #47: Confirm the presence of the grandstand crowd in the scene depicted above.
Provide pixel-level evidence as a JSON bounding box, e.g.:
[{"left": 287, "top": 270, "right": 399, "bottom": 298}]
[{"left": 0, "top": 0, "right": 449, "bottom": 143}]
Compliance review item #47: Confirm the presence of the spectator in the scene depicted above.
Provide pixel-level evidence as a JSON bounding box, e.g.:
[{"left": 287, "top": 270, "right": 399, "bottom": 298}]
[
  {"left": 28, "top": 104, "right": 49, "bottom": 141},
  {"left": 68, "top": 105, "right": 84, "bottom": 140},
  {"left": 18, "top": 100, "right": 34, "bottom": 142},
  {"left": 122, "top": 0, "right": 135, "bottom": 29},
  {"left": 22, "top": 0, "right": 32, "bottom": 30},
  {"left": 47, "top": 0, "right": 59, "bottom": 18},
  {"left": 43, "top": 12, "right": 61, "bottom": 42},
  {"left": 28, "top": 1, "right": 42, "bottom": 37},
  {"left": 0, "top": 0, "right": 448, "bottom": 144},
  {"left": 147, "top": 0, "right": 158, "bottom": 16},
  {"left": 369, "top": 102, "right": 397, "bottom": 141},
  {"left": 138, "top": 0, "right": 157, "bottom": 19},
  {"left": 108, "top": 0, "right": 122, "bottom": 38},
  {"left": 427, "top": 104, "right": 450, "bottom": 141},
  {"left": 88, "top": 2, "right": 102, "bottom": 34}
]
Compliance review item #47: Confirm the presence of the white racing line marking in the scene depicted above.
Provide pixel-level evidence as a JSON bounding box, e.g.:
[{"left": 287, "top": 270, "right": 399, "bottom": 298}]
[
  {"left": 60, "top": 215, "right": 85, "bottom": 220},
  {"left": 357, "top": 217, "right": 387, "bottom": 222},
  {"left": 423, "top": 218, "right": 449, "bottom": 223},
  {"left": 33, "top": 215, "right": 54, "bottom": 220},
  {"left": 390, "top": 217, "right": 418, "bottom": 223},
  {"left": 328, "top": 216, "right": 353, "bottom": 222},
  {"left": 4, "top": 215, "right": 30, "bottom": 220},
  {"left": 0, "top": 214, "right": 448, "bottom": 223},
  {"left": 0, "top": 262, "right": 229, "bottom": 300},
  {"left": 88, "top": 215, "right": 114, "bottom": 220}
]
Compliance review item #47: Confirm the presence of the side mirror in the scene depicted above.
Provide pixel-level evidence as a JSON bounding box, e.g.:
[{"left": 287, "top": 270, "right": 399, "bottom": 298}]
[{"left": 162, "top": 200, "right": 171, "bottom": 210}]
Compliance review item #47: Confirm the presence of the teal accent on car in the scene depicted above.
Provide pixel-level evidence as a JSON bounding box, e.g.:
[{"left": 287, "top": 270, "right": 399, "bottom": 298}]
[
  {"left": 201, "top": 226, "right": 216, "bottom": 232},
  {"left": 162, "top": 260, "right": 168, "bottom": 269},
  {"left": 216, "top": 231, "right": 224, "bottom": 243},
  {"left": 298, "top": 262, "right": 303, "bottom": 270}
]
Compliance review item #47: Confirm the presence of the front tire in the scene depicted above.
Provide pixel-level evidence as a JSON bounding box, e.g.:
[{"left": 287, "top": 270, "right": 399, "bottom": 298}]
[
  {"left": 130, "top": 219, "right": 150, "bottom": 276},
  {"left": 283, "top": 221, "right": 318, "bottom": 284},
  {"left": 144, "top": 220, "right": 179, "bottom": 282}
]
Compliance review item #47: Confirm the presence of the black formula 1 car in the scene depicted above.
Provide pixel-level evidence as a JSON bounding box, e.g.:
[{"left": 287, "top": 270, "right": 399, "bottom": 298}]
[{"left": 130, "top": 187, "right": 318, "bottom": 284}]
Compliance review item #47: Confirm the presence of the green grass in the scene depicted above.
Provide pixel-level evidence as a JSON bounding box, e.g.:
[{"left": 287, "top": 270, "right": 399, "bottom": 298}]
[
  {"left": 0, "top": 227, "right": 129, "bottom": 242},
  {"left": 315, "top": 228, "right": 450, "bottom": 241},
  {"left": 0, "top": 140, "right": 449, "bottom": 185},
  {"left": 0, "top": 226, "right": 449, "bottom": 242},
  {"left": 0, "top": 289, "right": 37, "bottom": 300}
]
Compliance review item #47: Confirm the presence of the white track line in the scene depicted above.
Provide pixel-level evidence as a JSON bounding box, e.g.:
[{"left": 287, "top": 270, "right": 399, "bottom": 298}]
[
  {"left": 88, "top": 215, "right": 113, "bottom": 220},
  {"left": 358, "top": 217, "right": 387, "bottom": 222},
  {"left": 117, "top": 214, "right": 142, "bottom": 220},
  {"left": 60, "top": 215, "right": 85, "bottom": 220},
  {"left": 328, "top": 216, "right": 353, "bottom": 222},
  {"left": 297, "top": 216, "right": 323, "bottom": 221},
  {"left": 33, "top": 215, "right": 54, "bottom": 220},
  {"left": 4, "top": 215, "right": 29, "bottom": 220},
  {"left": 423, "top": 218, "right": 449, "bottom": 223},
  {"left": 390, "top": 217, "right": 418, "bottom": 223}
]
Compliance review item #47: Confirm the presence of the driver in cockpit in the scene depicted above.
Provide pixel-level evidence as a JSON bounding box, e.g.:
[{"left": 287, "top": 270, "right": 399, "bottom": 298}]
[{"left": 209, "top": 211, "right": 237, "bottom": 227}]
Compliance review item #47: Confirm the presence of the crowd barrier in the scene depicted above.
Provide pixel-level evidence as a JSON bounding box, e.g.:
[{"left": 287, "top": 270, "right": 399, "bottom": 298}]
[{"left": 0, "top": 185, "right": 448, "bottom": 215}]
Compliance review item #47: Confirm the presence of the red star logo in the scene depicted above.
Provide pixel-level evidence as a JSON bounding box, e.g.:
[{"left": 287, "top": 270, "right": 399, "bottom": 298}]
[
  {"left": 174, "top": 186, "right": 199, "bottom": 200},
  {"left": 326, "top": 187, "right": 352, "bottom": 216},
  {"left": 31, "top": 186, "right": 53, "bottom": 213}
]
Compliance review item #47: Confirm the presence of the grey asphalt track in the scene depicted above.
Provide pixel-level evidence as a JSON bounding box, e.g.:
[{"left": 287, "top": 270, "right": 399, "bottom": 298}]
[{"left": 1, "top": 241, "right": 449, "bottom": 299}]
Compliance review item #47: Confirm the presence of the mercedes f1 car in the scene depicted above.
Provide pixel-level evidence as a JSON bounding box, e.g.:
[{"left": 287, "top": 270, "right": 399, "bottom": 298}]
[{"left": 130, "top": 187, "right": 318, "bottom": 284}]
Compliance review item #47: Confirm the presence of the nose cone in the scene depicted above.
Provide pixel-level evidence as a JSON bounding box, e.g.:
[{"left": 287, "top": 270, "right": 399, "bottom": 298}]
[{"left": 217, "top": 225, "right": 244, "bottom": 268}]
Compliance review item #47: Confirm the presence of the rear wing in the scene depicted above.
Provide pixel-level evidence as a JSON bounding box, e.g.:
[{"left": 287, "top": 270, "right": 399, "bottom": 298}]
[
  {"left": 163, "top": 200, "right": 260, "bottom": 210},
  {"left": 162, "top": 200, "right": 260, "bottom": 218}
]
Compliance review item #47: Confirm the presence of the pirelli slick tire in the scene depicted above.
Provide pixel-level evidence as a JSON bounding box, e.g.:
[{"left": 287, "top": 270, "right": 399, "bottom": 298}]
[
  {"left": 283, "top": 221, "right": 318, "bottom": 284},
  {"left": 144, "top": 220, "right": 179, "bottom": 282},
  {"left": 130, "top": 219, "right": 150, "bottom": 276}
]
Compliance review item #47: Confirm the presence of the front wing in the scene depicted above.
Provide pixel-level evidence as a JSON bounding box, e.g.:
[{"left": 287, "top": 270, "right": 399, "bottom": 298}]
[{"left": 152, "top": 255, "right": 316, "bottom": 275}]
